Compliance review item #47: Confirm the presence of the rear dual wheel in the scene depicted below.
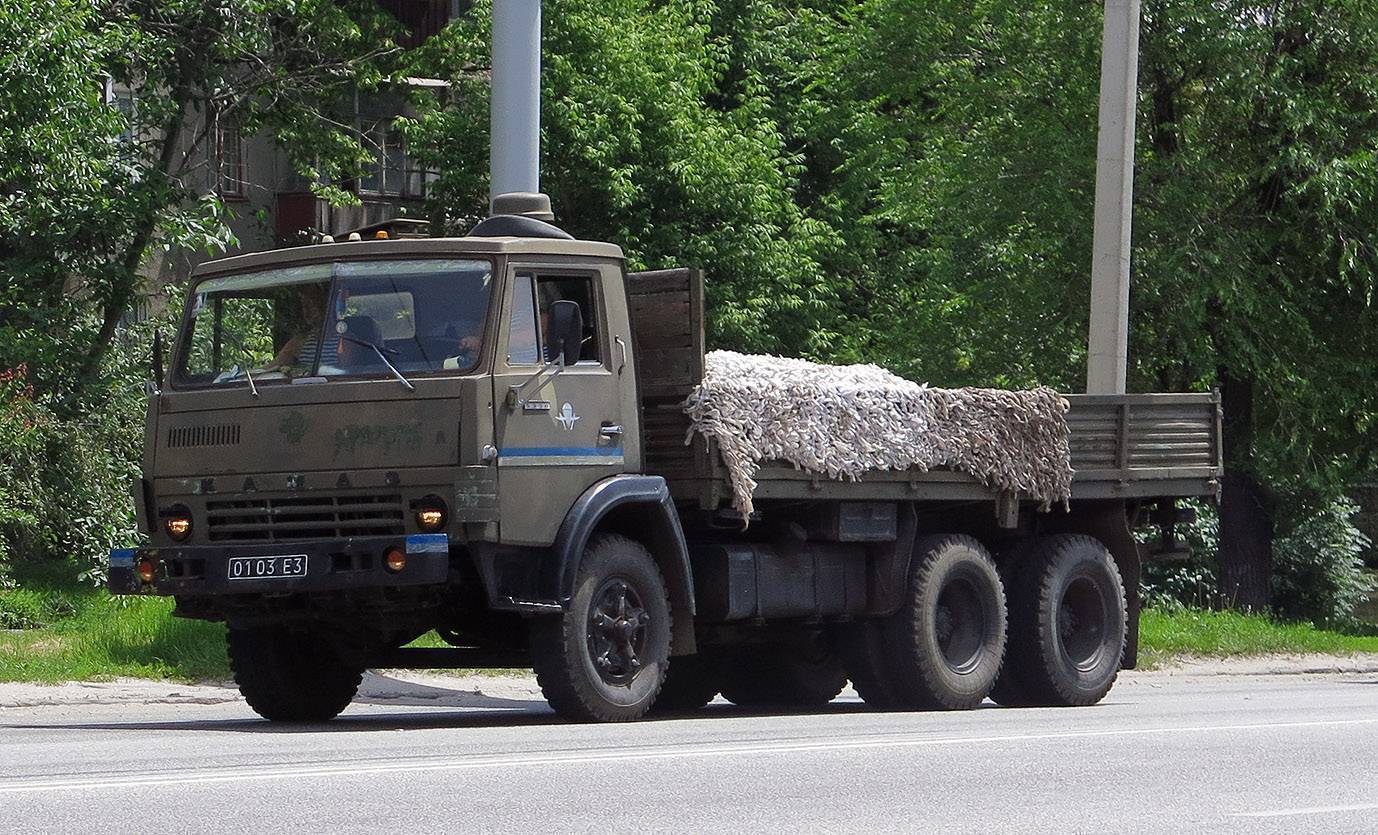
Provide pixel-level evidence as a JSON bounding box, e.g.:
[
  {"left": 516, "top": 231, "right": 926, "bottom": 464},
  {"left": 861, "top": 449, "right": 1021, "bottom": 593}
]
[
  {"left": 838, "top": 535, "right": 1007, "bottom": 711},
  {"left": 992, "top": 534, "right": 1126, "bottom": 707},
  {"left": 885, "top": 535, "right": 1008, "bottom": 710}
]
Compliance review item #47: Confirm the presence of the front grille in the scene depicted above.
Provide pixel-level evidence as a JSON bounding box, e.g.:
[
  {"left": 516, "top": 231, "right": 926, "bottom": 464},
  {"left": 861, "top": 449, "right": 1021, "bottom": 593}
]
[
  {"left": 205, "top": 493, "right": 404, "bottom": 542},
  {"left": 168, "top": 424, "right": 241, "bottom": 449}
]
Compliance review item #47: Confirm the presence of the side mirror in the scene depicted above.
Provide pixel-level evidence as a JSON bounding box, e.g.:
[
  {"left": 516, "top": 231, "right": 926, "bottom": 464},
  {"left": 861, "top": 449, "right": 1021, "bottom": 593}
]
[
  {"left": 547, "top": 300, "right": 583, "bottom": 366},
  {"left": 151, "top": 329, "right": 165, "bottom": 392}
]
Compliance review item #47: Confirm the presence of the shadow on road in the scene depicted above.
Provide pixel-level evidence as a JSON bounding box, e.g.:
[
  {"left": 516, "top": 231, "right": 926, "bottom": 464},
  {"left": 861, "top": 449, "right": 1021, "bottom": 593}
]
[{"left": 0, "top": 671, "right": 982, "bottom": 734}]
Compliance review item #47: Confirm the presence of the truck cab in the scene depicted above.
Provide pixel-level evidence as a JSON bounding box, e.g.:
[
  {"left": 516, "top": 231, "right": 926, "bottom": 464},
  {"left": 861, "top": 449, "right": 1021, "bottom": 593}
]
[{"left": 113, "top": 215, "right": 699, "bottom": 720}]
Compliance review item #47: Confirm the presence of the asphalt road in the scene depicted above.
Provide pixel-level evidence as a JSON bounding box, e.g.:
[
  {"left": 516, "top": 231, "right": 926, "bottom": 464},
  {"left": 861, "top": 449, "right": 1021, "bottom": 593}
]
[{"left": 1, "top": 671, "right": 1376, "bottom": 834}]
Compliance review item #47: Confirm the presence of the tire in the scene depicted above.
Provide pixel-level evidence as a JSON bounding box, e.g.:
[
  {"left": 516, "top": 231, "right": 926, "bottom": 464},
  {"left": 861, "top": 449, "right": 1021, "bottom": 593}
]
[
  {"left": 651, "top": 651, "right": 722, "bottom": 713},
  {"left": 531, "top": 534, "right": 672, "bottom": 722},
  {"left": 883, "top": 534, "right": 1007, "bottom": 710},
  {"left": 1004, "top": 534, "right": 1127, "bottom": 707},
  {"left": 227, "top": 626, "right": 363, "bottom": 722},
  {"left": 832, "top": 622, "right": 901, "bottom": 709},
  {"left": 720, "top": 640, "right": 848, "bottom": 708}
]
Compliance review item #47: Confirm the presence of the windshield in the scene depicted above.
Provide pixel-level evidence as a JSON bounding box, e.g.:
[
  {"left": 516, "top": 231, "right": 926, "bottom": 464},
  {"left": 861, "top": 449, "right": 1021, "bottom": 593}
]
[{"left": 175, "top": 258, "right": 493, "bottom": 387}]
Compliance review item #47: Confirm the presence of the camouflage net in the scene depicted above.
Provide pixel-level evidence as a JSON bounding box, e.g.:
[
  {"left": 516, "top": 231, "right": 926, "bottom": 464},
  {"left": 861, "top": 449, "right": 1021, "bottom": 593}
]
[{"left": 684, "top": 351, "right": 1074, "bottom": 518}]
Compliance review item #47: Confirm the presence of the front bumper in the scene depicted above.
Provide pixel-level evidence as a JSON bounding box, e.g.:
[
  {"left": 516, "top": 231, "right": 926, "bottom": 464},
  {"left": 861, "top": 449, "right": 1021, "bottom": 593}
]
[{"left": 109, "top": 534, "right": 450, "bottom": 596}]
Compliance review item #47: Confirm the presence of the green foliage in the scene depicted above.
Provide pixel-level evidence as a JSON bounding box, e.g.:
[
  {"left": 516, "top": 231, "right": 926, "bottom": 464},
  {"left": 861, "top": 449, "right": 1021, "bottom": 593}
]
[
  {"left": 403, "top": 0, "right": 845, "bottom": 355},
  {"left": 1272, "top": 499, "right": 1376, "bottom": 629},
  {"left": 1143, "top": 496, "right": 1377, "bottom": 629},
  {"left": 1141, "top": 500, "right": 1221, "bottom": 611},
  {"left": 0, "top": 0, "right": 403, "bottom": 401},
  {"left": 0, "top": 356, "right": 144, "bottom": 586},
  {"left": 2, "top": 0, "right": 1376, "bottom": 625}
]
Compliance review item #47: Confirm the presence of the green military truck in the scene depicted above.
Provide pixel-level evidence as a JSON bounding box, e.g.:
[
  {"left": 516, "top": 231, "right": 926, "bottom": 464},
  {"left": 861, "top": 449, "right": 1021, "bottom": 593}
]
[{"left": 110, "top": 205, "right": 1221, "bottom": 722}]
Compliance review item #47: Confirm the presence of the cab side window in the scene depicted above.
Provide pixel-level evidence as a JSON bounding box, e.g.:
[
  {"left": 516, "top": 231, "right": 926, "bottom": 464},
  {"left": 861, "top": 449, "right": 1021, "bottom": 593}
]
[
  {"left": 535, "top": 275, "right": 601, "bottom": 365},
  {"left": 507, "top": 274, "right": 540, "bottom": 365}
]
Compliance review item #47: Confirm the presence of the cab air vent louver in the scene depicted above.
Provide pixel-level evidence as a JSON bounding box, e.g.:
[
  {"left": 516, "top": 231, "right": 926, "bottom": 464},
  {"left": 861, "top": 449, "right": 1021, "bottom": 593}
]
[{"left": 167, "top": 424, "right": 242, "bottom": 449}]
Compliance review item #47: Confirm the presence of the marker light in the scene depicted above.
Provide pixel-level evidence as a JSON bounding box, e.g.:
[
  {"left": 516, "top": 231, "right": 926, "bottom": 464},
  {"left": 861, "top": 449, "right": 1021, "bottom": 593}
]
[
  {"left": 384, "top": 548, "right": 407, "bottom": 573},
  {"left": 137, "top": 557, "right": 158, "bottom": 584},
  {"left": 375, "top": 230, "right": 389, "bottom": 239}
]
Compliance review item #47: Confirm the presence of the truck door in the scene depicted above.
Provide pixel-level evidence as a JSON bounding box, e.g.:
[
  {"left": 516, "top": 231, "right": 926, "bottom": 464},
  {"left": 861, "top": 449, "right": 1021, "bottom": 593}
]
[{"left": 492, "top": 266, "right": 628, "bottom": 545}]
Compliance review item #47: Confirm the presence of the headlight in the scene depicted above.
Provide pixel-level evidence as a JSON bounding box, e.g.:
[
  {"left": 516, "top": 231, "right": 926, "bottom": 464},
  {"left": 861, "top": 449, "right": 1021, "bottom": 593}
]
[
  {"left": 413, "top": 497, "right": 447, "bottom": 532},
  {"left": 162, "top": 506, "right": 193, "bottom": 541}
]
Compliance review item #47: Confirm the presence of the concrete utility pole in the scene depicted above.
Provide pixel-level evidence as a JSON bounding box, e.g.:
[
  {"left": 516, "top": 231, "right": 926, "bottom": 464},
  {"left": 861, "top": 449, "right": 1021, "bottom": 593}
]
[
  {"left": 490, "top": 0, "right": 542, "bottom": 206},
  {"left": 1085, "top": 0, "right": 1141, "bottom": 394}
]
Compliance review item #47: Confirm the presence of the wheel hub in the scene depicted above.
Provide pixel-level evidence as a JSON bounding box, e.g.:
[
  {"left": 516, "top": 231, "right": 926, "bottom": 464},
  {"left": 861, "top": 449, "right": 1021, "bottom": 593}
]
[
  {"left": 1058, "top": 576, "right": 1108, "bottom": 672},
  {"left": 587, "top": 579, "right": 649, "bottom": 686},
  {"left": 934, "top": 575, "right": 986, "bottom": 675}
]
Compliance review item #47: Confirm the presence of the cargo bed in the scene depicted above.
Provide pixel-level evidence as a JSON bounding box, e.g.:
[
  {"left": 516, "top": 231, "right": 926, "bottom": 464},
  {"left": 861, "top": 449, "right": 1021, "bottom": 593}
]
[{"left": 628, "top": 268, "right": 1223, "bottom": 510}]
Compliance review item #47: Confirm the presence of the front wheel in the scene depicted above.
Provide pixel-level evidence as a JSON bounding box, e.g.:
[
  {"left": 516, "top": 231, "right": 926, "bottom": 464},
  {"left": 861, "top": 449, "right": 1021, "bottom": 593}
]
[
  {"left": 227, "top": 626, "right": 363, "bottom": 722},
  {"left": 531, "top": 534, "right": 672, "bottom": 722}
]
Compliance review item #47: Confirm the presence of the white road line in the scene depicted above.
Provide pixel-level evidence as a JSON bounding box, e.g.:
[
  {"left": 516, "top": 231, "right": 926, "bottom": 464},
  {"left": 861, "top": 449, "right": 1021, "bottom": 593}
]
[
  {"left": 1233, "top": 802, "right": 1378, "bottom": 818},
  {"left": 2, "top": 716, "right": 1376, "bottom": 795}
]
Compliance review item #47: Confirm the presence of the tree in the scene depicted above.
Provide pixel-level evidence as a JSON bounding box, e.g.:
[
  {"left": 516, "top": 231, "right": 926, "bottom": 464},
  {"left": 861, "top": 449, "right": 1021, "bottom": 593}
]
[
  {"left": 805, "top": 0, "right": 1378, "bottom": 609},
  {"left": 401, "top": 0, "right": 844, "bottom": 355},
  {"left": 0, "top": 0, "right": 401, "bottom": 405},
  {"left": 1134, "top": 0, "right": 1378, "bottom": 608},
  {"left": 0, "top": 0, "right": 405, "bottom": 580}
]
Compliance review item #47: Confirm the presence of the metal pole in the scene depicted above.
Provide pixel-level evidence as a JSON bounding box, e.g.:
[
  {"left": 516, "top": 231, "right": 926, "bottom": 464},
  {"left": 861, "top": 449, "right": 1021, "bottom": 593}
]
[
  {"left": 490, "top": 0, "right": 541, "bottom": 205},
  {"left": 1086, "top": 0, "right": 1140, "bottom": 394}
]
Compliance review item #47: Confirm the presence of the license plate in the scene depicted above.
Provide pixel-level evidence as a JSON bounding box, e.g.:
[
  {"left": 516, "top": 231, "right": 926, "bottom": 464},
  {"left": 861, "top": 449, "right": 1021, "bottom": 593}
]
[{"left": 227, "top": 555, "right": 308, "bottom": 581}]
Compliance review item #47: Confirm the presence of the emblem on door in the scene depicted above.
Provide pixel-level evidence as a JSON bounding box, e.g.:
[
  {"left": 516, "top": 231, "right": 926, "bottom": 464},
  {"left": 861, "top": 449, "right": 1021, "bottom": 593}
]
[{"left": 556, "top": 402, "right": 580, "bottom": 431}]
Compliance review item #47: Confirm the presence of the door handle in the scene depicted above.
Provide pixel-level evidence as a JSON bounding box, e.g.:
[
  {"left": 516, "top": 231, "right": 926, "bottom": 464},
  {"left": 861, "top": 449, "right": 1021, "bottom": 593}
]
[{"left": 600, "top": 423, "right": 624, "bottom": 437}]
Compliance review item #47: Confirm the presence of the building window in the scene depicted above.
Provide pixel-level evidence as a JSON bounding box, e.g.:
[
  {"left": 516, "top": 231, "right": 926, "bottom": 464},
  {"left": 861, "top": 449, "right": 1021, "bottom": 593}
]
[
  {"left": 359, "top": 118, "right": 432, "bottom": 199},
  {"left": 104, "top": 79, "right": 137, "bottom": 149},
  {"left": 216, "top": 119, "right": 246, "bottom": 200}
]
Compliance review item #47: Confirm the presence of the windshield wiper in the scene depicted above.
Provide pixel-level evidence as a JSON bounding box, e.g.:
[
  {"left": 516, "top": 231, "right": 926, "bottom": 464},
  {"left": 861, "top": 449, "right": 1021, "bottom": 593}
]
[
  {"left": 242, "top": 363, "right": 260, "bottom": 398},
  {"left": 340, "top": 333, "right": 415, "bottom": 391}
]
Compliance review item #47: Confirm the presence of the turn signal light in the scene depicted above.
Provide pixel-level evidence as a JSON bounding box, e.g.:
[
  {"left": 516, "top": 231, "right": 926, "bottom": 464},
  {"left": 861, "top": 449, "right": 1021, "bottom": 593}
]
[
  {"left": 384, "top": 548, "right": 407, "bottom": 573},
  {"left": 137, "top": 557, "right": 157, "bottom": 584},
  {"left": 164, "top": 515, "right": 192, "bottom": 541}
]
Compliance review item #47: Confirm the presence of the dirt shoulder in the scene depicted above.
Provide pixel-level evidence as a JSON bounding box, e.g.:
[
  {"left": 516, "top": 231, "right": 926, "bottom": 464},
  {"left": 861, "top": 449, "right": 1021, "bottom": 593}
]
[
  {"left": 1130, "top": 652, "right": 1378, "bottom": 679},
  {"left": 3, "top": 654, "right": 1377, "bottom": 710}
]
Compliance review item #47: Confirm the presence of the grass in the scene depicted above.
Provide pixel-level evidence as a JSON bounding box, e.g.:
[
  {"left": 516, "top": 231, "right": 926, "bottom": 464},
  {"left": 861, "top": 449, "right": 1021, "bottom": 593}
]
[
  {"left": 0, "top": 560, "right": 229, "bottom": 683},
  {"left": 1138, "top": 606, "right": 1378, "bottom": 668}
]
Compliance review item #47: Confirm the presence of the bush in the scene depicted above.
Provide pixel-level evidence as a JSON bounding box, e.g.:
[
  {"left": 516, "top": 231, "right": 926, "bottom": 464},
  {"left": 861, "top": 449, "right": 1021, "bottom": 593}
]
[
  {"left": 1141, "top": 499, "right": 1220, "bottom": 610},
  {"left": 1143, "top": 496, "right": 1376, "bottom": 629},
  {"left": 1271, "top": 498, "right": 1375, "bottom": 630},
  {"left": 0, "top": 361, "right": 143, "bottom": 588}
]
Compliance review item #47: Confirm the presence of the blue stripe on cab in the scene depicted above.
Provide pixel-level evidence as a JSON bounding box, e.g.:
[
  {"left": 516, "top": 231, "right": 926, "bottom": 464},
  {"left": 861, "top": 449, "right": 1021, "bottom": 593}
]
[
  {"left": 405, "top": 534, "right": 449, "bottom": 554},
  {"left": 499, "top": 447, "right": 623, "bottom": 457}
]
